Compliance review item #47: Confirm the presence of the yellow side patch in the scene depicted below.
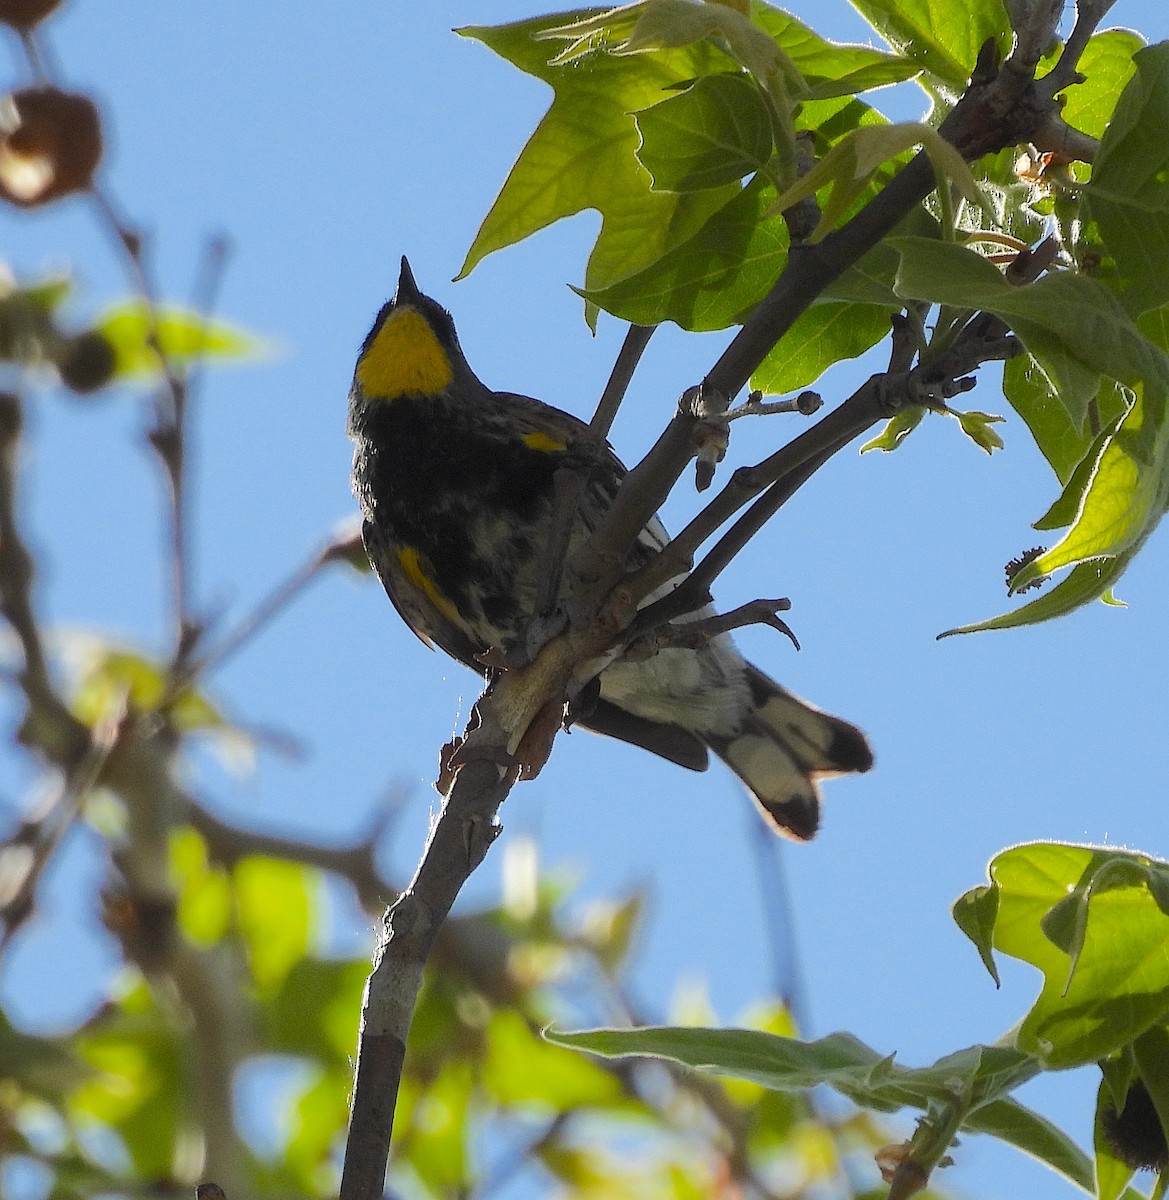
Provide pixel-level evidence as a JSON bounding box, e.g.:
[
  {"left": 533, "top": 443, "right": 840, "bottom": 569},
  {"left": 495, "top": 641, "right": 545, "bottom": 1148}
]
[
  {"left": 522, "top": 430, "right": 567, "bottom": 453},
  {"left": 357, "top": 308, "right": 453, "bottom": 398},
  {"left": 397, "top": 545, "right": 461, "bottom": 625}
]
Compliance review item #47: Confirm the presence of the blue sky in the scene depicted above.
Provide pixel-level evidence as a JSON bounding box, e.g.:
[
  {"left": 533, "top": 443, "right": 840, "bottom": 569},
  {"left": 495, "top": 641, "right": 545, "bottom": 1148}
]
[{"left": 2, "top": 2, "right": 1168, "bottom": 1197}]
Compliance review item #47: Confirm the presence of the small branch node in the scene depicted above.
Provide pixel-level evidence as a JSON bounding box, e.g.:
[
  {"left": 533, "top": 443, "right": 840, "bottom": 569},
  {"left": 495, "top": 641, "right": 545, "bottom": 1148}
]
[{"left": 727, "top": 390, "right": 824, "bottom": 422}]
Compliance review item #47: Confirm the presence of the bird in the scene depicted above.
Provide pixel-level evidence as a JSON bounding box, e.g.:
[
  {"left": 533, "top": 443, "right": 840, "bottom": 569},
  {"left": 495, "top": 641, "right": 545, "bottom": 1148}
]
[{"left": 347, "top": 257, "right": 873, "bottom": 839}]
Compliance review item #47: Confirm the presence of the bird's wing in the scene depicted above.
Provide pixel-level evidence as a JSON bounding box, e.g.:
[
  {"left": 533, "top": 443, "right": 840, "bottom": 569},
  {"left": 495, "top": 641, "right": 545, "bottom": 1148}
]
[
  {"left": 361, "top": 518, "right": 485, "bottom": 670},
  {"left": 577, "top": 697, "right": 710, "bottom": 772}
]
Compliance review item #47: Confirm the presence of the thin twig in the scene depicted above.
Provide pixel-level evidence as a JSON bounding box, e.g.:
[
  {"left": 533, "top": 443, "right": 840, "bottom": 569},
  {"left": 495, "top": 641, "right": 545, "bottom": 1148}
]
[
  {"left": 1040, "top": 0, "right": 1122, "bottom": 97},
  {"left": 0, "top": 705, "right": 118, "bottom": 949},
  {"left": 190, "top": 522, "right": 364, "bottom": 680}
]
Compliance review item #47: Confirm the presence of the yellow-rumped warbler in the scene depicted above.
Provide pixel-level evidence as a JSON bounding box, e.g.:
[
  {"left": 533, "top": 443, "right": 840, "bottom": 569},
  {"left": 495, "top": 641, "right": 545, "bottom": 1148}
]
[{"left": 347, "top": 258, "right": 872, "bottom": 838}]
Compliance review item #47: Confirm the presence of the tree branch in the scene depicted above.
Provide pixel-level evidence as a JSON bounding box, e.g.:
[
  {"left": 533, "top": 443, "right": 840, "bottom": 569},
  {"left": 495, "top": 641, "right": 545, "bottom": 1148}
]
[{"left": 338, "top": 15, "right": 1113, "bottom": 1192}]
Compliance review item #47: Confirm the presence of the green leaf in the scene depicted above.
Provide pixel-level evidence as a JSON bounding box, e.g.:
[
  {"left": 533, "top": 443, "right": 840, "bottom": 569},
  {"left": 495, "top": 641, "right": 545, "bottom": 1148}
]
[
  {"left": 547, "top": 1023, "right": 1104, "bottom": 1188},
  {"left": 547, "top": 1025, "right": 1035, "bottom": 1113},
  {"left": 751, "top": 300, "right": 891, "bottom": 392},
  {"left": 1033, "top": 401, "right": 1127, "bottom": 526},
  {"left": 788, "top": 121, "right": 990, "bottom": 238},
  {"left": 1056, "top": 29, "right": 1145, "bottom": 143},
  {"left": 847, "top": 0, "right": 1010, "bottom": 98},
  {"left": 581, "top": 95, "right": 893, "bottom": 329},
  {"left": 1100, "top": 1045, "right": 1138, "bottom": 1113},
  {"left": 751, "top": 6, "right": 918, "bottom": 100},
  {"left": 97, "top": 302, "right": 266, "bottom": 380},
  {"left": 578, "top": 173, "right": 786, "bottom": 328},
  {"left": 952, "top": 883, "right": 1001, "bottom": 986},
  {"left": 458, "top": 14, "right": 739, "bottom": 292},
  {"left": 954, "top": 407, "right": 1005, "bottom": 453},
  {"left": 234, "top": 857, "right": 316, "bottom": 991},
  {"left": 939, "top": 557, "right": 1130, "bottom": 636},
  {"left": 599, "top": 0, "right": 805, "bottom": 96},
  {"left": 893, "top": 238, "right": 1169, "bottom": 616},
  {"left": 1139, "top": 302, "right": 1169, "bottom": 355},
  {"left": 953, "top": 843, "right": 1169, "bottom": 1068},
  {"left": 1083, "top": 43, "right": 1169, "bottom": 316},
  {"left": 635, "top": 72, "right": 773, "bottom": 192},
  {"left": 860, "top": 406, "right": 925, "bottom": 452},
  {"left": 965, "top": 1097, "right": 1096, "bottom": 1192}
]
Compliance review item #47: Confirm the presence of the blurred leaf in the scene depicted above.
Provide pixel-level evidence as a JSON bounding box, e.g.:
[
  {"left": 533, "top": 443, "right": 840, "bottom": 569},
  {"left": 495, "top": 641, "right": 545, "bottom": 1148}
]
[
  {"left": 397, "top": 1059, "right": 473, "bottom": 1193},
  {"left": 0, "top": 1013, "right": 88, "bottom": 1098},
  {"left": 483, "top": 1009, "right": 627, "bottom": 1110},
  {"left": 234, "top": 857, "right": 316, "bottom": 992},
  {"left": 266, "top": 958, "right": 367, "bottom": 1065},
  {"left": 17, "top": 274, "right": 71, "bottom": 314},
  {"left": 71, "top": 981, "right": 182, "bottom": 1179},
  {"left": 847, "top": 0, "right": 1010, "bottom": 98},
  {"left": 170, "top": 827, "right": 230, "bottom": 947},
  {"left": 579, "top": 890, "right": 645, "bottom": 973},
  {"left": 97, "top": 301, "right": 266, "bottom": 380},
  {"left": 953, "top": 843, "right": 1169, "bottom": 1067},
  {"left": 635, "top": 72, "right": 773, "bottom": 192},
  {"left": 285, "top": 1067, "right": 349, "bottom": 1191},
  {"left": 751, "top": 300, "right": 891, "bottom": 393},
  {"left": 1083, "top": 43, "right": 1169, "bottom": 316},
  {"left": 71, "top": 643, "right": 222, "bottom": 733}
]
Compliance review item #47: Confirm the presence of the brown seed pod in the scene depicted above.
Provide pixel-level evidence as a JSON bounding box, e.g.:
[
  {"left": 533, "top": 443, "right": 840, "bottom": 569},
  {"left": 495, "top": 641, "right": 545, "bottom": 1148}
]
[
  {"left": 58, "top": 329, "right": 116, "bottom": 394},
  {"left": 0, "top": 0, "right": 62, "bottom": 31},
  {"left": 1100, "top": 1080, "right": 1169, "bottom": 1173},
  {"left": 0, "top": 87, "right": 101, "bottom": 207}
]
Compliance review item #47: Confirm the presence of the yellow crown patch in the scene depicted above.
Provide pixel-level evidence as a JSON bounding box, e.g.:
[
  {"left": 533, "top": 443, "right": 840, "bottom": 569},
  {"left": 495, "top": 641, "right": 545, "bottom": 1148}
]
[{"left": 357, "top": 308, "right": 453, "bottom": 398}]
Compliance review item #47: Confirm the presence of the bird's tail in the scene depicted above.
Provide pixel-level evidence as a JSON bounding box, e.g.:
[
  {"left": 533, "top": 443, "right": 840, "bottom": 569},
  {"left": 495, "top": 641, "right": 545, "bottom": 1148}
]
[{"left": 703, "top": 664, "right": 873, "bottom": 840}]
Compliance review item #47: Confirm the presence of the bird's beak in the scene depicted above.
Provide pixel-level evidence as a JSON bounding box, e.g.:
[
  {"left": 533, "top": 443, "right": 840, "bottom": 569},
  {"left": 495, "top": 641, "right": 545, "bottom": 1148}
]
[{"left": 396, "top": 256, "right": 423, "bottom": 307}]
